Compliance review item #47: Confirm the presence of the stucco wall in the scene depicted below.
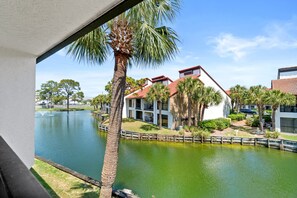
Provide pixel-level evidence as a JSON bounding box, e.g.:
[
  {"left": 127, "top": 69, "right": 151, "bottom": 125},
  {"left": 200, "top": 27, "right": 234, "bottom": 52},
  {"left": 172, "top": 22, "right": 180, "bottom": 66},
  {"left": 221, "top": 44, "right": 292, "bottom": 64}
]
[
  {"left": 199, "top": 69, "right": 231, "bottom": 120},
  {"left": 275, "top": 108, "right": 297, "bottom": 132},
  {"left": 0, "top": 48, "right": 36, "bottom": 168}
]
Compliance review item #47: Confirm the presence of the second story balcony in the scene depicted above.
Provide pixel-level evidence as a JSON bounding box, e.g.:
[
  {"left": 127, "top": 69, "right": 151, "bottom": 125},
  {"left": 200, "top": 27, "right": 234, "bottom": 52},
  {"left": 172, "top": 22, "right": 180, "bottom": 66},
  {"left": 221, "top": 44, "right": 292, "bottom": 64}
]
[{"left": 280, "top": 105, "right": 297, "bottom": 113}]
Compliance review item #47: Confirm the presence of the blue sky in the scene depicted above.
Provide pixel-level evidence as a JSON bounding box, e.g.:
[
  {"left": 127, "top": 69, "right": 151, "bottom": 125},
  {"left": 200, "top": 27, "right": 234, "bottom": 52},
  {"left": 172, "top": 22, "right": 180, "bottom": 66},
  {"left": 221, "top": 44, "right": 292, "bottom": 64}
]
[{"left": 36, "top": 0, "right": 297, "bottom": 97}]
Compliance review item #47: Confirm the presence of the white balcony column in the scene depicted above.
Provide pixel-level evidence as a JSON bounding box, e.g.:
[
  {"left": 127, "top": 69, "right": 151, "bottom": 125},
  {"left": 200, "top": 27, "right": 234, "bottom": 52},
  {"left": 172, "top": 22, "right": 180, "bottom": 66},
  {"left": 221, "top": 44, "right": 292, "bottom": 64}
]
[{"left": 0, "top": 48, "right": 36, "bottom": 168}]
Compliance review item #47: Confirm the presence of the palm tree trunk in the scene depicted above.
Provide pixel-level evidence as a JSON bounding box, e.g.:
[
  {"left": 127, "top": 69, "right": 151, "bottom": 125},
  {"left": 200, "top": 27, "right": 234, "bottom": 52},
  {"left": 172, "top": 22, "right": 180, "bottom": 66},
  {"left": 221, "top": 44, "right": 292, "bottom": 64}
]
[
  {"left": 258, "top": 105, "right": 264, "bottom": 131},
  {"left": 272, "top": 108, "right": 276, "bottom": 131},
  {"left": 188, "top": 97, "right": 192, "bottom": 126},
  {"left": 201, "top": 105, "right": 206, "bottom": 122},
  {"left": 197, "top": 103, "right": 201, "bottom": 125},
  {"left": 159, "top": 102, "right": 162, "bottom": 129},
  {"left": 100, "top": 52, "right": 128, "bottom": 198},
  {"left": 67, "top": 95, "right": 69, "bottom": 111}
]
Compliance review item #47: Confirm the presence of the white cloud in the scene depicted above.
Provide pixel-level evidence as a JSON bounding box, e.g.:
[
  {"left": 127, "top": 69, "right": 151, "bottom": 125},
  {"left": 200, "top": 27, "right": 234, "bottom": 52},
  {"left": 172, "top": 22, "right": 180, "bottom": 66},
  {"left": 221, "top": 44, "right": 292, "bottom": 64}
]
[{"left": 210, "top": 17, "right": 297, "bottom": 60}]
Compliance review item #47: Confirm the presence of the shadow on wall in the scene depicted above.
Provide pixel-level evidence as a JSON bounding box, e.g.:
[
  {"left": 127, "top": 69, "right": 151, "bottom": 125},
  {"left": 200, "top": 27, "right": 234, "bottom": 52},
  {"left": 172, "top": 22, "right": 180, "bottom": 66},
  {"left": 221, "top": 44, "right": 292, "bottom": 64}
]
[{"left": 223, "top": 96, "right": 231, "bottom": 118}]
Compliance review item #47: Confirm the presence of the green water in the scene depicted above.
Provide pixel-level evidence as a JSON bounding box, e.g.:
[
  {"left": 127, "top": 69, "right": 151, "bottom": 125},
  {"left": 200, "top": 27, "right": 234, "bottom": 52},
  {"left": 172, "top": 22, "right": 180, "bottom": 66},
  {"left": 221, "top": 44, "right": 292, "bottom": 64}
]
[{"left": 35, "top": 111, "right": 297, "bottom": 198}]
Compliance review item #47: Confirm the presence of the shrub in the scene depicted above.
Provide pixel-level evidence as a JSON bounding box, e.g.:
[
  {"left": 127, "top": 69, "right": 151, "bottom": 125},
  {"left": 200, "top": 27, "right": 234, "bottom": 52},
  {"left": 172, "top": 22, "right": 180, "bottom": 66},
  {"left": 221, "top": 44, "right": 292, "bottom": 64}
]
[
  {"left": 193, "top": 129, "right": 210, "bottom": 139},
  {"left": 122, "top": 118, "right": 135, "bottom": 123},
  {"left": 246, "top": 116, "right": 260, "bottom": 127},
  {"left": 228, "top": 113, "right": 246, "bottom": 121},
  {"left": 264, "top": 131, "right": 279, "bottom": 139},
  {"left": 200, "top": 120, "right": 217, "bottom": 132},
  {"left": 215, "top": 118, "right": 231, "bottom": 130},
  {"left": 263, "top": 115, "right": 272, "bottom": 123},
  {"left": 183, "top": 125, "right": 191, "bottom": 132}
]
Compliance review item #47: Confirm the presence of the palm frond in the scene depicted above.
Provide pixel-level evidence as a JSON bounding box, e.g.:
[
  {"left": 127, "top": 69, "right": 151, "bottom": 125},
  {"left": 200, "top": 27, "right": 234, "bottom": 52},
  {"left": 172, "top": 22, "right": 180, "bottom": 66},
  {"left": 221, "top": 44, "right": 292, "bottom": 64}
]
[
  {"left": 67, "top": 27, "right": 109, "bottom": 65},
  {"left": 133, "top": 24, "right": 179, "bottom": 67}
]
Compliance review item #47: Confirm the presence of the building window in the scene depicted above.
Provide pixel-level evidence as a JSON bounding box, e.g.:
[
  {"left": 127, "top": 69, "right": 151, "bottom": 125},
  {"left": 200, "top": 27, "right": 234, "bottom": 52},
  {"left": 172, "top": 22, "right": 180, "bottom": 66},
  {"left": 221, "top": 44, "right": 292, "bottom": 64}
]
[
  {"left": 136, "top": 111, "right": 143, "bottom": 120},
  {"left": 157, "top": 101, "right": 168, "bottom": 111},
  {"left": 183, "top": 70, "right": 193, "bottom": 76},
  {"left": 157, "top": 114, "right": 168, "bottom": 128},
  {"left": 280, "top": 118, "right": 297, "bottom": 133},
  {"left": 136, "top": 99, "right": 141, "bottom": 110},
  {"left": 280, "top": 105, "right": 297, "bottom": 113},
  {"left": 144, "top": 112, "right": 154, "bottom": 123},
  {"left": 128, "top": 110, "right": 133, "bottom": 118},
  {"left": 144, "top": 101, "right": 154, "bottom": 111},
  {"left": 129, "top": 99, "right": 133, "bottom": 108}
]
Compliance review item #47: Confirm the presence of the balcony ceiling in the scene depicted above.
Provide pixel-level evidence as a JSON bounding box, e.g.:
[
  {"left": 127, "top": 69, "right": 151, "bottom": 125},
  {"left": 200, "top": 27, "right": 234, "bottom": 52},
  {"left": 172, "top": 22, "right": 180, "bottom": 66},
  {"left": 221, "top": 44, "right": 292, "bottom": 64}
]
[{"left": 0, "top": 0, "right": 141, "bottom": 61}]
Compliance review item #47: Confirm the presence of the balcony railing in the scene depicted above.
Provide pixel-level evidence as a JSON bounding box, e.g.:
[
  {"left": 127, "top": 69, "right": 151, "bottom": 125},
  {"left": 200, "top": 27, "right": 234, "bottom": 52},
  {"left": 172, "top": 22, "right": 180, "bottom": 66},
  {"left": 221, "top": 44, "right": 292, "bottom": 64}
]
[
  {"left": 0, "top": 136, "right": 50, "bottom": 198},
  {"left": 280, "top": 105, "right": 297, "bottom": 113}
]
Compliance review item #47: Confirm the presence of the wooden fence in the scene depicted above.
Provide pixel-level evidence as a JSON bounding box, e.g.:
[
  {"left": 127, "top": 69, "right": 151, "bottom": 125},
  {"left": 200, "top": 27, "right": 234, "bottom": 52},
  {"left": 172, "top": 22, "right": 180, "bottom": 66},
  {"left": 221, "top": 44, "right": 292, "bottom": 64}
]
[{"left": 98, "top": 124, "right": 297, "bottom": 153}]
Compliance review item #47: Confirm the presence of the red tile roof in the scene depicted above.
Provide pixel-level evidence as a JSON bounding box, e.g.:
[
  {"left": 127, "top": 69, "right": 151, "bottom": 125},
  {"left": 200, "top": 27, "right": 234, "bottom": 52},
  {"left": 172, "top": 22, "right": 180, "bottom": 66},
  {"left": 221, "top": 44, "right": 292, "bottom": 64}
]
[
  {"left": 127, "top": 85, "right": 152, "bottom": 99},
  {"left": 225, "top": 90, "right": 231, "bottom": 95},
  {"left": 272, "top": 78, "right": 297, "bottom": 95},
  {"left": 127, "top": 76, "right": 200, "bottom": 99}
]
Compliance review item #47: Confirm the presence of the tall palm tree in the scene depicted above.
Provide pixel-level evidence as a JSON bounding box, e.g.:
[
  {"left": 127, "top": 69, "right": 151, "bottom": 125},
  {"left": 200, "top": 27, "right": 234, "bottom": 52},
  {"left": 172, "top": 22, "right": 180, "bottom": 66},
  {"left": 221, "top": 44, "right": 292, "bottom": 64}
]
[
  {"left": 266, "top": 90, "right": 296, "bottom": 131},
  {"left": 200, "top": 87, "right": 223, "bottom": 121},
  {"left": 177, "top": 77, "right": 200, "bottom": 126},
  {"left": 146, "top": 83, "right": 170, "bottom": 129},
  {"left": 247, "top": 85, "right": 267, "bottom": 131},
  {"left": 67, "top": 1, "right": 180, "bottom": 197},
  {"left": 192, "top": 81, "right": 204, "bottom": 126},
  {"left": 229, "top": 84, "right": 247, "bottom": 112}
]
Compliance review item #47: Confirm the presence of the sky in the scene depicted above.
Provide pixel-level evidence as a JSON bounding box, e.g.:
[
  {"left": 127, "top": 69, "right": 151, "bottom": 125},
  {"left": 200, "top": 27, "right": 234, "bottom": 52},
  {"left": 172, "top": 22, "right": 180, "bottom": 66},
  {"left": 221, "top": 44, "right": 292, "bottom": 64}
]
[{"left": 36, "top": 0, "right": 297, "bottom": 98}]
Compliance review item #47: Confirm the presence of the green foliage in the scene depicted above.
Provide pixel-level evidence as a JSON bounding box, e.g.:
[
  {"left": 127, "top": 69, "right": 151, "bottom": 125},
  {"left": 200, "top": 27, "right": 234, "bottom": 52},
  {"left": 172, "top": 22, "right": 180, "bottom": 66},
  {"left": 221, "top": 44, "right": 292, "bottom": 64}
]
[
  {"left": 140, "top": 124, "right": 159, "bottom": 131},
  {"left": 246, "top": 116, "right": 259, "bottom": 127},
  {"left": 193, "top": 129, "right": 210, "bottom": 139},
  {"left": 199, "top": 118, "right": 230, "bottom": 131},
  {"left": 199, "top": 120, "right": 217, "bottom": 132},
  {"left": 264, "top": 131, "right": 280, "bottom": 139},
  {"left": 228, "top": 113, "right": 246, "bottom": 121},
  {"left": 122, "top": 118, "right": 136, "bottom": 123},
  {"left": 263, "top": 115, "right": 272, "bottom": 123},
  {"left": 265, "top": 109, "right": 272, "bottom": 115}
]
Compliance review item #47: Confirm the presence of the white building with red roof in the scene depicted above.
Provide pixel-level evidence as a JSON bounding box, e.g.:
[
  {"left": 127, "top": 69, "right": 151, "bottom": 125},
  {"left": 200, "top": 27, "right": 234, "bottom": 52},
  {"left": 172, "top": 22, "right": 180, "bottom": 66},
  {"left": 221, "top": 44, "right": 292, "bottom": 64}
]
[
  {"left": 123, "top": 65, "right": 231, "bottom": 129},
  {"left": 272, "top": 66, "right": 297, "bottom": 133}
]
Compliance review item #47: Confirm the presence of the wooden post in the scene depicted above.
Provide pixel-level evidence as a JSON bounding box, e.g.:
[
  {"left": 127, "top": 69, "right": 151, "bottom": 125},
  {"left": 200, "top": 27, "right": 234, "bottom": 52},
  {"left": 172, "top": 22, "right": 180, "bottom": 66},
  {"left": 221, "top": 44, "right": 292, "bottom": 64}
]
[
  {"left": 230, "top": 137, "right": 233, "bottom": 144},
  {"left": 280, "top": 139, "right": 284, "bottom": 150},
  {"left": 254, "top": 138, "right": 257, "bottom": 146},
  {"left": 241, "top": 138, "right": 243, "bottom": 145},
  {"left": 221, "top": 136, "right": 223, "bottom": 144},
  {"left": 211, "top": 136, "right": 213, "bottom": 144},
  {"left": 267, "top": 139, "right": 270, "bottom": 148},
  {"left": 183, "top": 135, "right": 185, "bottom": 142},
  {"left": 174, "top": 135, "right": 176, "bottom": 142}
]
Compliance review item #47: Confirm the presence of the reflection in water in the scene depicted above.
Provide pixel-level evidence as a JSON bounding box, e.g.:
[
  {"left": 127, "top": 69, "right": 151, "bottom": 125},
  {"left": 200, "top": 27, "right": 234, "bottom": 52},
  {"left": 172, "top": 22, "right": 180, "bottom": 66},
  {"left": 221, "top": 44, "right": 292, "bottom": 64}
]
[{"left": 35, "top": 111, "right": 297, "bottom": 198}]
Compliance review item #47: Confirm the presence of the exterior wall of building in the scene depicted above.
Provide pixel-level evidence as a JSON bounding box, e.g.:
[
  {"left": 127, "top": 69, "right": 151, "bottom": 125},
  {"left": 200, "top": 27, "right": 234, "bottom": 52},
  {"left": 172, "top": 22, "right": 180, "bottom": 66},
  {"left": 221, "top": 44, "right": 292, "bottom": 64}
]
[
  {"left": 198, "top": 69, "right": 231, "bottom": 120},
  {"left": 275, "top": 108, "right": 297, "bottom": 132},
  {"left": 0, "top": 48, "right": 36, "bottom": 168}
]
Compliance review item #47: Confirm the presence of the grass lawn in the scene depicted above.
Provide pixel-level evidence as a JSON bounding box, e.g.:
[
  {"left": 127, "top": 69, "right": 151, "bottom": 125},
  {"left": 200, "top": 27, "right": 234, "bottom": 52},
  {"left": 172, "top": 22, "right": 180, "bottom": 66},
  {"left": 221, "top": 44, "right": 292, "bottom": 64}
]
[
  {"left": 31, "top": 159, "right": 99, "bottom": 198},
  {"left": 280, "top": 133, "right": 297, "bottom": 141},
  {"left": 35, "top": 105, "right": 93, "bottom": 112},
  {"left": 103, "top": 118, "right": 179, "bottom": 135}
]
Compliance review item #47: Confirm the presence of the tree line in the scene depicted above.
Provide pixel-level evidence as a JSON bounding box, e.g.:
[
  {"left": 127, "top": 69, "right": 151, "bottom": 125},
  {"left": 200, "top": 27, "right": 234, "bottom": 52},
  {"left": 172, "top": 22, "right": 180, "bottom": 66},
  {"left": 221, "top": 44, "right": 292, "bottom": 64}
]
[
  {"left": 36, "top": 79, "right": 84, "bottom": 111},
  {"left": 229, "top": 84, "right": 296, "bottom": 131}
]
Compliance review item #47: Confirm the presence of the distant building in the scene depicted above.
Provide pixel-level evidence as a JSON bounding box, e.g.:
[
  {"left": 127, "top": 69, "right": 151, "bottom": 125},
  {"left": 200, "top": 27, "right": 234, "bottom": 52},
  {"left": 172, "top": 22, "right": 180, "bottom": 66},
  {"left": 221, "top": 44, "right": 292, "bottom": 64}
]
[
  {"left": 123, "top": 65, "right": 231, "bottom": 129},
  {"left": 272, "top": 66, "right": 297, "bottom": 133}
]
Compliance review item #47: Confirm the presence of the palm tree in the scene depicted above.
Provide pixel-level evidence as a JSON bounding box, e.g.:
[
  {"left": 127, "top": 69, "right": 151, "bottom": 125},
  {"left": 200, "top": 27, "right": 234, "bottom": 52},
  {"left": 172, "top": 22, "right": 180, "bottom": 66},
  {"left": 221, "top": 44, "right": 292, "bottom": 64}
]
[
  {"left": 266, "top": 90, "right": 296, "bottom": 131},
  {"left": 67, "top": 1, "right": 180, "bottom": 197},
  {"left": 200, "top": 87, "right": 223, "bottom": 121},
  {"left": 146, "top": 83, "right": 170, "bottom": 129},
  {"left": 247, "top": 85, "right": 267, "bottom": 131},
  {"left": 229, "top": 84, "right": 247, "bottom": 112},
  {"left": 192, "top": 81, "right": 204, "bottom": 126},
  {"left": 177, "top": 77, "right": 200, "bottom": 126}
]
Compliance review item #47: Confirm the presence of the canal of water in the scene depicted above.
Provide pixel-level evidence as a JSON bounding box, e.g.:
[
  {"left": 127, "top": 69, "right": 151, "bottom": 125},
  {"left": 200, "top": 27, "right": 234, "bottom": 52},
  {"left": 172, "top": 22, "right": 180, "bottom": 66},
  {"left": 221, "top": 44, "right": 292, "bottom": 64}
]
[{"left": 35, "top": 110, "right": 297, "bottom": 198}]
